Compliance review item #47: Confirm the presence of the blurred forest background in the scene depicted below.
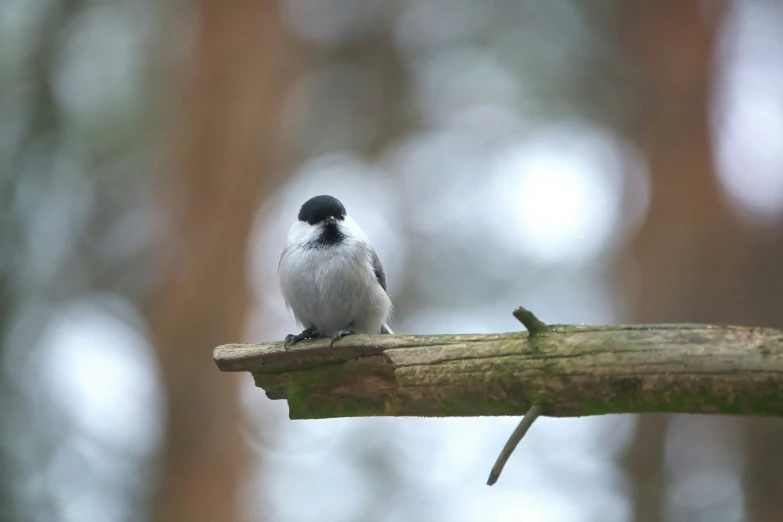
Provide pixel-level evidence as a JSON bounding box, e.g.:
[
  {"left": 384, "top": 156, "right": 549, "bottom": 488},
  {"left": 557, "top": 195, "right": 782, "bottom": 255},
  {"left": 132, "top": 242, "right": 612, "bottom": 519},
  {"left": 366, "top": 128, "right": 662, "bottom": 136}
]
[{"left": 2, "top": 0, "right": 783, "bottom": 521}]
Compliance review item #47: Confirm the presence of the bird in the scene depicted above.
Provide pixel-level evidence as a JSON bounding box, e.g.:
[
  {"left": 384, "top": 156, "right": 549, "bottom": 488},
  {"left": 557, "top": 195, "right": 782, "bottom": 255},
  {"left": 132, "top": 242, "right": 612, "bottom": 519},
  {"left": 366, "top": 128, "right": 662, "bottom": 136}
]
[{"left": 278, "top": 195, "right": 393, "bottom": 348}]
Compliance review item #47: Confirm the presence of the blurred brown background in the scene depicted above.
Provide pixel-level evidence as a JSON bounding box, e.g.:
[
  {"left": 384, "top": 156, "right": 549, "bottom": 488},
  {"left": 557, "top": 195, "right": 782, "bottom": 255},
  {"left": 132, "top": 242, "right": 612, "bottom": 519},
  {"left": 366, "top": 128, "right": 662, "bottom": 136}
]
[{"left": 1, "top": 0, "right": 782, "bottom": 521}]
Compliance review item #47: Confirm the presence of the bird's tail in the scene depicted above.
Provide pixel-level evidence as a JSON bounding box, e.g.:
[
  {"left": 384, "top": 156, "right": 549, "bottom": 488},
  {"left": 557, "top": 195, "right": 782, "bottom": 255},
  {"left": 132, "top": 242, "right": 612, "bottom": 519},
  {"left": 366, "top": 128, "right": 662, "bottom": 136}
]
[{"left": 380, "top": 323, "right": 394, "bottom": 335}]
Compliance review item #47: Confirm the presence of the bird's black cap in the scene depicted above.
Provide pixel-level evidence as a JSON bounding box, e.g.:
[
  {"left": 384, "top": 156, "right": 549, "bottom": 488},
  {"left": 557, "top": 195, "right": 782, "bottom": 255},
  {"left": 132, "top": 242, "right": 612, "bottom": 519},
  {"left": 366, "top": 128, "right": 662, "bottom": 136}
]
[{"left": 298, "top": 195, "right": 347, "bottom": 225}]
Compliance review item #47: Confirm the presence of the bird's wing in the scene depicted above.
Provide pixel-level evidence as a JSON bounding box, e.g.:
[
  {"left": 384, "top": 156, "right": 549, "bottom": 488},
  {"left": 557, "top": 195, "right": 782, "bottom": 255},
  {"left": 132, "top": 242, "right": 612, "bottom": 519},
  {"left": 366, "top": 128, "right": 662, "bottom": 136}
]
[
  {"left": 368, "top": 246, "right": 394, "bottom": 335},
  {"left": 368, "top": 246, "right": 387, "bottom": 292}
]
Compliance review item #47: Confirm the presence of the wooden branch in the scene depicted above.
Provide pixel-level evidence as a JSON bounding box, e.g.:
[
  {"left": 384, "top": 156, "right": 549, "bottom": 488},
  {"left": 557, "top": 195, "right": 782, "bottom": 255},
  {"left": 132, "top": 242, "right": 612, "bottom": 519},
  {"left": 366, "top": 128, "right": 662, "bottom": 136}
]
[{"left": 214, "top": 323, "right": 783, "bottom": 420}]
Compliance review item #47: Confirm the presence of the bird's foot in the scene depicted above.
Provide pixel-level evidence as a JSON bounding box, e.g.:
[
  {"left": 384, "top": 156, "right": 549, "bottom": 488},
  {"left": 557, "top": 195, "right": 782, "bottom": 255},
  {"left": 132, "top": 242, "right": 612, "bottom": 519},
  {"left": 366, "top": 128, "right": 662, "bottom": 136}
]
[
  {"left": 330, "top": 328, "right": 355, "bottom": 348},
  {"left": 284, "top": 327, "right": 319, "bottom": 350}
]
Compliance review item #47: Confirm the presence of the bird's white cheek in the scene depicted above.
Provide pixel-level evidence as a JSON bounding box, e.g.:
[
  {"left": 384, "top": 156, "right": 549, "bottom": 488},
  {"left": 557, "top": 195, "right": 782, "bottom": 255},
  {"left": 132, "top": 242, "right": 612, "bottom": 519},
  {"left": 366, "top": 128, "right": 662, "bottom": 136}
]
[
  {"left": 287, "top": 221, "right": 318, "bottom": 245},
  {"left": 341, "top": 215, "right": 368, "bottom": 241}
]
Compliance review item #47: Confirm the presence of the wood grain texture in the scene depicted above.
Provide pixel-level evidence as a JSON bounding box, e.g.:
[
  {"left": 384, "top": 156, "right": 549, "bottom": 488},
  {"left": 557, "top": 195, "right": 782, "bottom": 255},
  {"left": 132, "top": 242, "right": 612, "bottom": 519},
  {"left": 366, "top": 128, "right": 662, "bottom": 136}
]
[{"left": 214, "top": 324, "right": 783, "bottom": 420}]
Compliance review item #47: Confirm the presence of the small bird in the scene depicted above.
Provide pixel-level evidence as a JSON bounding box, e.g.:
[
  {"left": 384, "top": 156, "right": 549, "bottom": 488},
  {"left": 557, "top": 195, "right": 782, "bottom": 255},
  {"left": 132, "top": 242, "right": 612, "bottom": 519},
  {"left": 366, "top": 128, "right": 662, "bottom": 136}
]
[{"left": 278, "top": 195, "right": 393, "bottom": 348}]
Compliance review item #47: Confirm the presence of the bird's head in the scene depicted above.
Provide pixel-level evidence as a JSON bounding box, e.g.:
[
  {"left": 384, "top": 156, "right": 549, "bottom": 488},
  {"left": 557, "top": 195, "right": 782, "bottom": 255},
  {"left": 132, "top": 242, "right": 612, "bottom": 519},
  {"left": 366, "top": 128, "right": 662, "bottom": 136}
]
[{"left": 287, "top": 195, "right": 360, "bottom": 248}]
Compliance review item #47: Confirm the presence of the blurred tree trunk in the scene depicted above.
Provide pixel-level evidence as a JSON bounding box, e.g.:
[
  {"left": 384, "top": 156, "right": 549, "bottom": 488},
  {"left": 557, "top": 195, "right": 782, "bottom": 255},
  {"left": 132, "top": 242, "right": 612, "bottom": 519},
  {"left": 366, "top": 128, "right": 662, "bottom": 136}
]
[
  {"left": 740, "top": 231, "right": 783, "bottom": 520},
  {"left": 618, "top": 2, "right": 733, "bottom": 522},
  {"left": 619, "top": 1, "right": 783, "bottom": 521},
  {"left": 146, "top": 2, "right": 302, "bottom": 521}
]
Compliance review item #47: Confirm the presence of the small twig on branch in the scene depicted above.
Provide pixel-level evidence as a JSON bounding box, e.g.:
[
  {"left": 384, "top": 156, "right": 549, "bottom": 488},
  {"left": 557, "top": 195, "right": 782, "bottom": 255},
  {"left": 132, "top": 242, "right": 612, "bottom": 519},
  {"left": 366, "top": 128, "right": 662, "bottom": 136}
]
[
  {"left": 485, "top": 307, "right": 553, "bottom": 485},
  {"left": 487, "top": 404, "right": 544, "bottom": 486},
  {"left": 512, "top": 306, "right": 552, "bottom": 336}
]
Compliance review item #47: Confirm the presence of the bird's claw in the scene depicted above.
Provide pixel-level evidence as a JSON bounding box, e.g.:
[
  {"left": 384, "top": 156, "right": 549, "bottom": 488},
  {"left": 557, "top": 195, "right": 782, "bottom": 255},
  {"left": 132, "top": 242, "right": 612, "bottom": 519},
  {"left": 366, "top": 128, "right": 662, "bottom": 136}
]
[
  {"left": 284, "top": 327, "right": 318, "bottom": 350},
  {"left": 330, "top": 328, "right": 355, "bottom": 348}
]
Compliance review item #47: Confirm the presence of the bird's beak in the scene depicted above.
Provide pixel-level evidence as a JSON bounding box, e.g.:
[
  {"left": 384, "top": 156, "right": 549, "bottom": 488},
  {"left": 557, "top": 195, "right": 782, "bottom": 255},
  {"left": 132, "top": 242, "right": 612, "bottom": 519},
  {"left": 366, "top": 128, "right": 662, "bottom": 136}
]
[{"left": 324, "top": 216, "right": 337, "bottom": 227}]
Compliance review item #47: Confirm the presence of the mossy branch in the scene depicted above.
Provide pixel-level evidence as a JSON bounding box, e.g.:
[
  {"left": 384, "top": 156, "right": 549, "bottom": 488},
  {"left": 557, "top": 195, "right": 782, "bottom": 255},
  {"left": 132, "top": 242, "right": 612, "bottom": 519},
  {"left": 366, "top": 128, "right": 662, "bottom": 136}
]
[{"left": 213, "top": 322, "right": 783, "bottom": 420}]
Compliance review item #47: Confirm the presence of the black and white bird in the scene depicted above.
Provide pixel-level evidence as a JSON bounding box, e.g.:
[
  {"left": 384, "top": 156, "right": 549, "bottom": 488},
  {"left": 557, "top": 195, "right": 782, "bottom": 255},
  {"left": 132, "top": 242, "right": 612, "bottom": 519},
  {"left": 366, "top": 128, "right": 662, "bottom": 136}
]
[{"left": 278, "top": 195, "right": 393, "bottom": 348}]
